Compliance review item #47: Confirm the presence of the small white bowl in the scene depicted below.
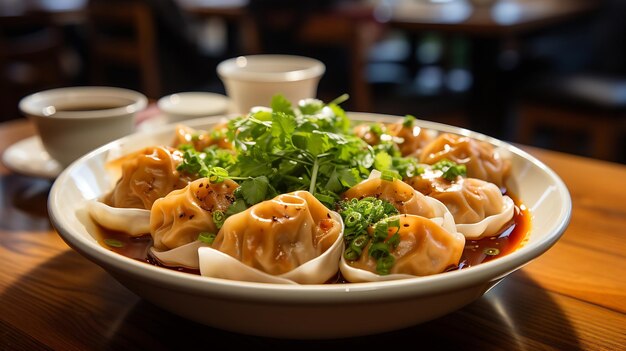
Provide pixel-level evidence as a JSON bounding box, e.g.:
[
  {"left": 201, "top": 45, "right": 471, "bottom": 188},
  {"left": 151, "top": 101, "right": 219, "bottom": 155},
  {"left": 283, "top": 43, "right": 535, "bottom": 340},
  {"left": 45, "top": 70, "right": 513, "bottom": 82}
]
[
  {"left": 217, "top": 55, "right": 325, "bottom": 113},
  {"left": 157, "top": 92, "right": 230, "bottom": 122},
  {"left": 48, "top": 112, "right": 571, "bottom": 339},
  {"left": 19, "top": 86, "right": 147, "bottom": 167}
]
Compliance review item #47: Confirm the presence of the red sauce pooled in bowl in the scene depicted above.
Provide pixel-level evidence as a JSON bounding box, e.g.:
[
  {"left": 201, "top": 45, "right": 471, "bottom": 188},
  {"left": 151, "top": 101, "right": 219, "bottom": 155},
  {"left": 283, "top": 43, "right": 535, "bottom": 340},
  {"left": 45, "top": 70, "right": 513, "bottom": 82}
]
[{"left": 93, "top": 193, "right": 531, "bottom": 282}]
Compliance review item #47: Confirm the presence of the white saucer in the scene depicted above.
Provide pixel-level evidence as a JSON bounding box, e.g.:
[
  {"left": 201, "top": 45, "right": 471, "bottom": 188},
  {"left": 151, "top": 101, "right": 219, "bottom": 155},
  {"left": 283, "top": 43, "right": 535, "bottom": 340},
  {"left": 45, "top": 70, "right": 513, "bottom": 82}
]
[{"left": 2, "top": 136, "right": 62, "bottom": 179}]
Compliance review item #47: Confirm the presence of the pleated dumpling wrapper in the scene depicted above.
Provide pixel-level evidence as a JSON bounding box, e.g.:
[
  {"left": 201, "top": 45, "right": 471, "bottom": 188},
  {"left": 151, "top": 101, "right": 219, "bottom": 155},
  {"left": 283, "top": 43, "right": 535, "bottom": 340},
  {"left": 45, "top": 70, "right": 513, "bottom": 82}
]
[
  {"left": 86, "top": 199, "right": 150, "bottom": 236},
  {"left": 420, "top": 133, "right": 511, "bottom": 189},
  {"left": 340, "top": 214, "right": 465, "bottom": 283},
  {"left": 198, "top": 191, "right": 344, "bottom": 284},
  {"left": 343, "top": 170, "right": 452, "bottom": 222},
  {"left": 148, "top": 177, "right": 239, "bottom": 269},
  {"left": 340, "top": 170, "right": 464, "bottom": 282},
  {"left": 104, "top": 146, "right": 192, "bottom": 210},
  {"left": 406, "top": 170, "right": 515, "bottom": 239}
]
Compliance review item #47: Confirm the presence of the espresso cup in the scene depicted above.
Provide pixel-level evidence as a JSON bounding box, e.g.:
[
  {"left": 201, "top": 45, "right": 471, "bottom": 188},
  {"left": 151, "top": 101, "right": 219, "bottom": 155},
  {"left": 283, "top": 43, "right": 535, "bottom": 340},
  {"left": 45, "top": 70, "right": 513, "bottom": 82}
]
[
  {"left": 217, "top": 55, "right": 325, "bottom": 114},
  {"left": 19, "top": 86, "right": 147, "bottom": 167}
]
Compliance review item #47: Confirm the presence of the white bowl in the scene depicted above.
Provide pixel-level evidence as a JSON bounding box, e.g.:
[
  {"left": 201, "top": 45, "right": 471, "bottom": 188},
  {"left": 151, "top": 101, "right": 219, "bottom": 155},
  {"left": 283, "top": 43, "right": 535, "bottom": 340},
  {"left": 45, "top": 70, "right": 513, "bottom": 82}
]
[
  {"left": 157, "top": 92, "right": 230, "bottom": 122},
  {"left": 217, "top": 55, "right": 325, "bottom": 114},
  {"left": 20, "top": 86, "right": 147, "bottom": 167},
  {"left": 48, "top": 112, "right": 571, "bottom": 339}
]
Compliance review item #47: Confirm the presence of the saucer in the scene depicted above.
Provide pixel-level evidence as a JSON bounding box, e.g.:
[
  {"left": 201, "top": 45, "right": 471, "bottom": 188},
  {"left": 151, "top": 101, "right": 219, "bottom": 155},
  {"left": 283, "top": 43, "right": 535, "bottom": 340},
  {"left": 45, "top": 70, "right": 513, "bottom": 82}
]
[{"left": 2, "top": 136, "right": 62, "bottom": 179}]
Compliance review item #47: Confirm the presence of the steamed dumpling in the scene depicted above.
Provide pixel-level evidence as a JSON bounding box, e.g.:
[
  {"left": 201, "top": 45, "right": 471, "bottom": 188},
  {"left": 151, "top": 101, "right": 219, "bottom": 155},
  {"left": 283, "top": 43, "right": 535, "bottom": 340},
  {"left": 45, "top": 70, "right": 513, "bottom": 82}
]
[
  {"left": 340, "top": 214, "right": 465, "bottom": 282},
  {"left": 104, "top": 146, "right": 192, "bottom": 210},
  {"left": 87, "top": 199, "right": 150, "bottom": 236},
  {"left": 199, "top": 191, "right": 344, "bottom": 284},
  {"left": 172, "top": 123, "right": 232, "bottom": 151},
  {"left": 420, "top": 133, "right": 511, "bottom": 188},
  {"left": 150, "top": 177, "right": 238, "bottom": 251},
  {"left": 409, "top": 175, "right": 515, "bottom": 238},
  {"left": 343, "top": 171, "right": 436, "bottom": 218},
  {"left": 386, "top": 122, "right": 437, "bottom": 158}
]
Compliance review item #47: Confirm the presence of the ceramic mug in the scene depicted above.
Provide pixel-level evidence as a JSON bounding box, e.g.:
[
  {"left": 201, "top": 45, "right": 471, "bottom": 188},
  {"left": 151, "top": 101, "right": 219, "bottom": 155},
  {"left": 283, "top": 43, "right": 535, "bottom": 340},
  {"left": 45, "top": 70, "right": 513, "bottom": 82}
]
[
  {"left": 19, "top": 86, "right": 147, "bottom": 167},
  {"left": 217, "top": 55, "right": 326, "bottom": 114}
]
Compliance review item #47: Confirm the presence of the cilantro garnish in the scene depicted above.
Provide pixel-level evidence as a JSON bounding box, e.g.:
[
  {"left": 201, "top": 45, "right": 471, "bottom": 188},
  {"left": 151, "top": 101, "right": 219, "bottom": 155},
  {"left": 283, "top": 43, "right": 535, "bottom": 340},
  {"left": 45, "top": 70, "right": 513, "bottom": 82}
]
[
  {"left": 225, "top": 95, "right": 371, "bottom": 208},
  {"left": 432, "top": 159, "right": 467, "bottom": 181}
]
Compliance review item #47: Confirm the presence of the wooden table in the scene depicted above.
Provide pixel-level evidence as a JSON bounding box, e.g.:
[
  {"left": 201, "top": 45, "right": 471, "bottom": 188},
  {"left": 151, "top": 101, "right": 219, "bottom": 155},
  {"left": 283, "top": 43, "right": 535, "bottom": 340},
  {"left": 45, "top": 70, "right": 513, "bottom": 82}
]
[{"left": 1, "top": 118, "right": 625, "bottom": 349}]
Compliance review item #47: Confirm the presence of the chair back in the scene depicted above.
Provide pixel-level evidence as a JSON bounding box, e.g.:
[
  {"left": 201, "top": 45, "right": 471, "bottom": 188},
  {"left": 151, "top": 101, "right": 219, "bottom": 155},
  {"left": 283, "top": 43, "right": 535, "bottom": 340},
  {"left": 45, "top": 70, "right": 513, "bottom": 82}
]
[{"left": 87, "top": 2, "right": 160, "bottom": 98}]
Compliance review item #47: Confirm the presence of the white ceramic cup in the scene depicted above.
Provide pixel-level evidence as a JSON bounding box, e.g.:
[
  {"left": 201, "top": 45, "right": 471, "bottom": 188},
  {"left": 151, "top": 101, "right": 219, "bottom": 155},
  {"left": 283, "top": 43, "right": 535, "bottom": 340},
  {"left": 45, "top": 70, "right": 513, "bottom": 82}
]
[
  {"left": 19, "top": 86, "right": 147, "bottom": 167},
  {"left": 217, "top": 55, "right": 325, "bottom": 114},
  {"left": 157, "top": 92, "right": 230, "bottom": 122}
]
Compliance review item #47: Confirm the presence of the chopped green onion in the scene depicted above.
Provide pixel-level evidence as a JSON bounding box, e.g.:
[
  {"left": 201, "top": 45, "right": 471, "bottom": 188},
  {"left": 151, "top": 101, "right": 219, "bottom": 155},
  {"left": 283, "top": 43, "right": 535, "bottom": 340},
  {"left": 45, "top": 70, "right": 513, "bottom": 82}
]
[
  {"left": 380, "top": 169, "right": 401, "bottom": 182},
  {"left": 351, "top": 235, "right": 369, "bottom": 251},
  {"left": 484, "top": 248, "right": 500, "bottom": 256},
  {"left": 345, "top": 212, "right": 362, "bottom": 227},
  {"left": 402, "top": 115, "right": 416, "bottom": 128},
  {"left": 369, "top": 242, "right": 390, "bottom": 259},
  {"left": 104, "top": 238, "right": 124, "bottom": 248},
  {"left": 344, "top": 247, "right": 360, "bottom": 261},
  {"left": 198, "top": 232, "right": 217, "bottom": 245},
  {"left": 373, "top": 221, "right": 389, "bottom": 242},
  {"left": 387, "top": 233, "right": 400, "bottom": 249},
  {"left": 376, "top": 255, "right": 395, "bottom": 275},
  {"left": 212, "top": 210, "right": 226, "bottom": 229},
  {"left": 370, "top": 123, "right": 384, "bottom": 136}
]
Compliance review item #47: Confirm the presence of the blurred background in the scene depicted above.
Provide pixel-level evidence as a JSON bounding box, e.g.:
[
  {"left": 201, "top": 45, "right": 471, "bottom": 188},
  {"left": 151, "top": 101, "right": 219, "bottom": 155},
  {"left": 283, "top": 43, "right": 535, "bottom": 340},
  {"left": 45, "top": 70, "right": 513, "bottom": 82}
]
[{"left": 1, "top": 0, "right": 624, "bottom": 163}]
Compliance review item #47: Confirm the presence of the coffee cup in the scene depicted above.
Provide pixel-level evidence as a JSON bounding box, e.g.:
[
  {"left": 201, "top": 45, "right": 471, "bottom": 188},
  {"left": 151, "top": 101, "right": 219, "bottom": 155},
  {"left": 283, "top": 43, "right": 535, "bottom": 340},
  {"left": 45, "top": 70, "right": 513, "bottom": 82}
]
[
  {"left": 217, "top": 55, "right": 325, "bottom": 114},
  {"left": 19, "top": 86, "right": 147, "bottom": 167}
]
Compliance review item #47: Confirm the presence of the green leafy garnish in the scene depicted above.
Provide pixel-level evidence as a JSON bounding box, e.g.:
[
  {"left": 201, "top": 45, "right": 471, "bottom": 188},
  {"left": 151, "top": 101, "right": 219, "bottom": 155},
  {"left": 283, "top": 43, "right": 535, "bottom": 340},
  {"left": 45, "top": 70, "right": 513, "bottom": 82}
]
[
  {"left": 225, "top": 95, "right": 370, "bottom": 208},
  {"left": 432, "top": 159, "right": 467, "bottom": 181},
  {"left": 212, "top": 210, "right": 226, "bottom": 229},
  {"left": 338, "top": 197, "right": 401, "bottom": 274},
  {"left": 176, "top": 144, "right": 236, "bottom": 179},
  {"left": 104, "top": 238, "right": 124, "bottom": 248},
  {"left": 483, "top": 248, "right": 500, "bottom": 256},
  {"left": 402, "top": 114, "right": 416, "bottom": 128},
  {"left": 198, "top": 232, "right": 216, "bottom": 245}
]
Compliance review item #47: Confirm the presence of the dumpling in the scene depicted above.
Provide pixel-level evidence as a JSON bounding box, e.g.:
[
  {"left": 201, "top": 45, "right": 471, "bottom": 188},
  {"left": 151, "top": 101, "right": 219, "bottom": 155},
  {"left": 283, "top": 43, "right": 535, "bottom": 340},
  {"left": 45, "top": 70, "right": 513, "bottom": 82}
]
[
  {"left": 343, "top": 170, "right": 436, "bottom": 218},
  {"left": 86, "top": 199, "right": 150, "bottom": 236},
  {"left": 386, "top": 122, "right": 437, "bottom": 158},
  {"left": 420, "top": 133, "right": 511, "bottom": 188},
  {"left": 353, "top": 122, "right": 387, "bottom": 146},
  {"left": 104, "top": 146, "right": 192, "bottom": 210},
  {"left": 198, "top": 191, "right": 344, "bottom": 284},
  {"left": 407, "top": 174, "right": 515, "bottom": 239},
  {"left": 150, "top": 177, "right": 238, "bottom": 251},
  {"left": 340, "top": 214, "right": 465, "bottom": 282},
  {"left": 172, "top": 123, "right": 231, "bottom": 151}
]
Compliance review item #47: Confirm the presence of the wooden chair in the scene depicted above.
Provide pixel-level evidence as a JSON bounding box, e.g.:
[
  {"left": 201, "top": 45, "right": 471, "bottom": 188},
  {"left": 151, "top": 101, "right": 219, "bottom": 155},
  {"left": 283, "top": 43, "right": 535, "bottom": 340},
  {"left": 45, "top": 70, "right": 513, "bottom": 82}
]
[
  {"left": 0, "top": 12, "right": 66, "bottom": 120},
  {"left": 86, "top": 2, "right": 161, "bottom": 99},
  {"left": 516, "top": 75, "right": 626, "bottom": 161}
]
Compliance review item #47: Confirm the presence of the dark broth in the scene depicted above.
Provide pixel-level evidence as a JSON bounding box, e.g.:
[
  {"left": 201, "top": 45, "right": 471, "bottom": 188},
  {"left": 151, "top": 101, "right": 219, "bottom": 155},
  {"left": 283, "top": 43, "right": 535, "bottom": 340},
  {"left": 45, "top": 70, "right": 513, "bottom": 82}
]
[
  {"left": 94, "top": 194, "right": 530, "bottom": 282},
  {"left": 53, "top": 103, "right": 126, "bottom": 112}
]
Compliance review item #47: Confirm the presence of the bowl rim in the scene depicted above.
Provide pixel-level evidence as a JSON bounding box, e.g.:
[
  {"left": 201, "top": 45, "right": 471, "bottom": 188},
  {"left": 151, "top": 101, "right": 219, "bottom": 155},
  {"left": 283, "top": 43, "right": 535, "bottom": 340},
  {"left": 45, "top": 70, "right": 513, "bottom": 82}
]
[
  {"left": 217, "top": 54, "right": 326, "bottom": 83},
  {"left": 157, "top": 92, "right": 230, "bottom": 117},
  {"left": 48, "top": 112, "right": 572, "bottom": 304},
  {"left": 19, "top": 86, "right": 148, "bottom": 120}
]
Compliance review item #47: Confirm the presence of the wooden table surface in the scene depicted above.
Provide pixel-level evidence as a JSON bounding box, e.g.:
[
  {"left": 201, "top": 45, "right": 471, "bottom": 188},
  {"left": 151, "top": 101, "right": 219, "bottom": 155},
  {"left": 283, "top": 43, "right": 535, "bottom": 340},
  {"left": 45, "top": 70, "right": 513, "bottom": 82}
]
[{"left": 0, "top": 118, "right": 625, "bottom": 350}]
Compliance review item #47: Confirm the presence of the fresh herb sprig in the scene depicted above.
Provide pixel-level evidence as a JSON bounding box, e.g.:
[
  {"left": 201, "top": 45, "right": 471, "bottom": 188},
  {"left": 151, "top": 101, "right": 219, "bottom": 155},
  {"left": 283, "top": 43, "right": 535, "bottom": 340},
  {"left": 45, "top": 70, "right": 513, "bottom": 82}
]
[
  {"left": 432, "top": 159, "right": 467, "bottom": 181},
  {"left": 225, "top": 95, "right": 373, "bottom": 209}
]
